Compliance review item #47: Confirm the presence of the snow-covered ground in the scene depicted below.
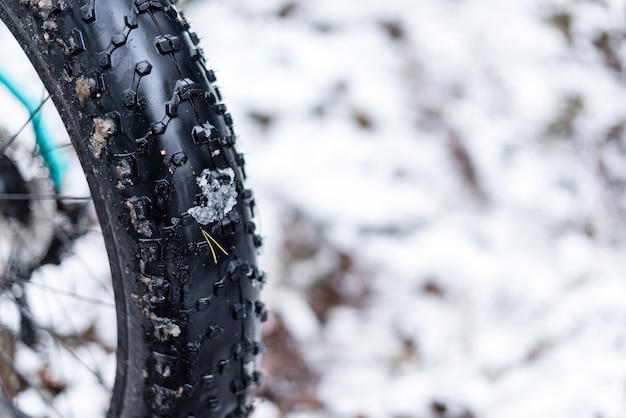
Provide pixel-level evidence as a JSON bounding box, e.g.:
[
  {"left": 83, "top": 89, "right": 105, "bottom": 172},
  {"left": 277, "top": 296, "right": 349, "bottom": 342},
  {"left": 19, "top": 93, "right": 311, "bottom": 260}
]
[
  {"left": 182, "top": 0, "right": 626, "bottom": 417},
  {"left": 2, "top": 0, "right": 626, "bottom": 416}
]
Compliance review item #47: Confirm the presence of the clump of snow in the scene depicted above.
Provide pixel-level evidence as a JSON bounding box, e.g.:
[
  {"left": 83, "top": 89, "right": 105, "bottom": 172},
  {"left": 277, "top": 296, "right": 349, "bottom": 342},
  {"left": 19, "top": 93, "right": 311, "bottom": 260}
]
[{"left": 187, "top": 167, "right": 237, "bottom": 225}]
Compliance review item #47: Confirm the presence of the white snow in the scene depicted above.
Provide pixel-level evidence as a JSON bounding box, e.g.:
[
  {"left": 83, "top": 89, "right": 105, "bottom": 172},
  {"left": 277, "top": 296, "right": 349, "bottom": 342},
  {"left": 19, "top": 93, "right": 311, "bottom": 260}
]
[{"left": 187, "top": 167, "right": 238, "bottom": 225}]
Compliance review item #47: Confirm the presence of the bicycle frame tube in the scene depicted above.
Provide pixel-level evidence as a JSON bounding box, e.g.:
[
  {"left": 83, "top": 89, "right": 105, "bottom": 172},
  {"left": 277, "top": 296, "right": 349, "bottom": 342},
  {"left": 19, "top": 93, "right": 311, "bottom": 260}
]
[{"left": 0, "top": 62, "right": 68, "bottom": 190}]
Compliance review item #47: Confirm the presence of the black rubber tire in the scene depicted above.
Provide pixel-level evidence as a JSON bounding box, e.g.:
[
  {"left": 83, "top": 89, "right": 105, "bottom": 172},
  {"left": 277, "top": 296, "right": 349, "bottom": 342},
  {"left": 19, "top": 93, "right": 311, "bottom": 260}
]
[{"left": 0, "top": 1, "right": 265, "bottom": 417}]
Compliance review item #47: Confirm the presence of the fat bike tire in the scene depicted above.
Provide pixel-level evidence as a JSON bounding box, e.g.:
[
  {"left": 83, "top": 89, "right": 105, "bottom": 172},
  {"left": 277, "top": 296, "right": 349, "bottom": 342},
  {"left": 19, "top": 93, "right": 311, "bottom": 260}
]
[{"left": 0, "top": 0, "right": 265, "bottom": 417}]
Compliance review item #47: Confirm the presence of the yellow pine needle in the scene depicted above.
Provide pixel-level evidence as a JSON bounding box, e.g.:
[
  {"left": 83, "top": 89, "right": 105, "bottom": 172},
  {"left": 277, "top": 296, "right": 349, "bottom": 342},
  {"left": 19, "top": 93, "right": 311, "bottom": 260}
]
[{"left": 200, "top": 228, "right": 229, "bottom": 264}]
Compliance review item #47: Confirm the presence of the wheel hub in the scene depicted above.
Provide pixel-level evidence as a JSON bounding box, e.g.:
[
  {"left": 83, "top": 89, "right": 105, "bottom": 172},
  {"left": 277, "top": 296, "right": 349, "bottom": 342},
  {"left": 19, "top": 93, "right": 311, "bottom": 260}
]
[{"left": 0, "top": 130, "right": 55, "bottom": 277}]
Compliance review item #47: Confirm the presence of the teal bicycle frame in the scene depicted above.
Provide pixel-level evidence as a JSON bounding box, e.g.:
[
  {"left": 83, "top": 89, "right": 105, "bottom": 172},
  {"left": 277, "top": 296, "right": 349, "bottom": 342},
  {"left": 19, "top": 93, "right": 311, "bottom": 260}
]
[{"left": 0, "top": 63, "right": 68, "bottom": 191}]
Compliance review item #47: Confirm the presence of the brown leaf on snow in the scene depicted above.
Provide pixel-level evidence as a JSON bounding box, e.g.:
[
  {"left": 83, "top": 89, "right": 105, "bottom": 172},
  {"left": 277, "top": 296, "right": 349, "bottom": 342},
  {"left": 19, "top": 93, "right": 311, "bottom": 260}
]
[{"left": 257, "top": 313, "right": 323, "bottom": 414}]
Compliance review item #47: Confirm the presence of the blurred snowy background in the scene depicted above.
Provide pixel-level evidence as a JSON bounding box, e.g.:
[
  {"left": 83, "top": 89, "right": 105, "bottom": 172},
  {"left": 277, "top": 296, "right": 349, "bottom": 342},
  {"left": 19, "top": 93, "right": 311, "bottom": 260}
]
[
  {"left": 5, "top": 0, "right": 626, "bottom": 416},
  {"left": 181, "top": 0, "right": 626, "bottom": 417}
]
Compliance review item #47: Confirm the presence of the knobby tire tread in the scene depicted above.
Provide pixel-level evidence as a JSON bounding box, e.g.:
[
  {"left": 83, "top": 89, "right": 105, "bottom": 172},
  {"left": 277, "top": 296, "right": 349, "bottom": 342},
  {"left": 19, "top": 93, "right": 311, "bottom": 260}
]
[{"left": 0, "top": 1, "right": 265, "bottom": 417}]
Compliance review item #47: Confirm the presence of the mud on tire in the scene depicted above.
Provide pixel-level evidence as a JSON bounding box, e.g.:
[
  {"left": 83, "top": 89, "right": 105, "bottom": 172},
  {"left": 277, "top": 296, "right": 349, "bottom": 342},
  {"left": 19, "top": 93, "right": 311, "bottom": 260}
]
[{"left": 0, "top": 0, "right": 265, "bottom": 416}]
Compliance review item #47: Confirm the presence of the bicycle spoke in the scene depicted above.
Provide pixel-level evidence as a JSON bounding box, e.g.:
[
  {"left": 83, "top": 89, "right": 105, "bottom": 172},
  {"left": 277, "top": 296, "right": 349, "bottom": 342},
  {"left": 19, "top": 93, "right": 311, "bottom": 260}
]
[
  {"left": 0, "top": 95, "right": 50, "bottom": 153},
  {"left": 29, "top": 211, "right": 103, "bottom": 237},
  {"left": 0, "top": 225, "right": 113, "bottom": 416},
  {"left": 53, "top": 228, "right": 115, "bottom": 299},
  {"left": 7, "top": 276, "right": 114, "bottom": 308},
  {"left": 0, "top": 194, "right": 91, "bottom": 201},
  {"left": 5, "top": 291, "right": 108, "bottom": 387},
  {"left": 21, "top": 249, "right": 113, "bottom": 392},
  {"left": 0, "top": 344, "right": 62, "bottom": 416},
  {"left": 0, "top": 14, "right": 115, "bottom": 418},
  {"left": 38, "top": 142, "right": 72, "bottom": 156}
]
